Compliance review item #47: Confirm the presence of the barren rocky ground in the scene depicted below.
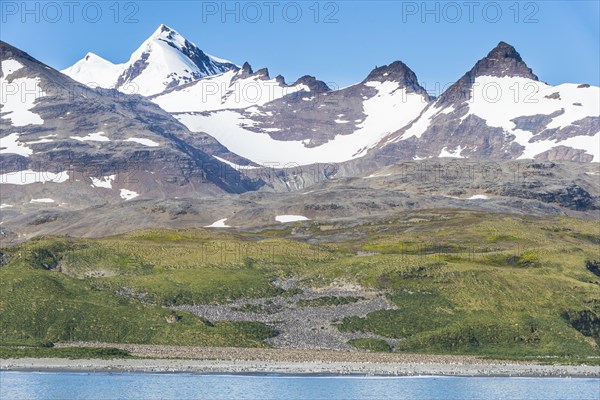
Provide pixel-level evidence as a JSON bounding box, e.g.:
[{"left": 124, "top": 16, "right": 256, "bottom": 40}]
[{"left": 172, "top": 280, "right": 399, "bottom": 350}]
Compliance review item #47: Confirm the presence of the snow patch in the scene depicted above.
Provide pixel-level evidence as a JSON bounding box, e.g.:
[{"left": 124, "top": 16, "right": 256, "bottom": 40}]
[
  {"left": 0, "top": 169, "right": 69, "bottom": 185},
  {"left": 204, "top": 218, "right": 231, "bottom": 228},
  {"left": 70, "top": 131, "right": 110, "bottom": 142},
  {"left": 275, "top": 215, "right": 309, "bottom": 223},
  {"left": 0, "top": 132, "right": 33, "bottom": 157},
  {"left": 124, "top": 137, "right": 160, "bottom": 147},
  {"left": 468, "top": 194, "right": 489, "bottom": 200},
  {"left": 1, "top": 59, "right": 23, "bottom": 75},
  {"left": 120, "top": 189, "right": 139, "bottom": 201},
  {"left": 213, "top": 156, "right": 259, "bottom": 171},
  {"left": 364, "top": 173, "right": 392, "bottom": 179},
  {"left": 90, "top": 175, "right": 116, "bottom": 189},
  {"left": 30, "top": 198, "right": 55, "bottom": 204},
  {"left": 439, "top": 145, "right": 465, "bottom": 158}
]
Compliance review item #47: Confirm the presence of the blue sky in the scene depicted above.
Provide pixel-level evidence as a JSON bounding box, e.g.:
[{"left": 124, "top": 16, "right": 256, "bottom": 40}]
[{"left": 1, "top": 1, "right": 599, "bottom": 91}]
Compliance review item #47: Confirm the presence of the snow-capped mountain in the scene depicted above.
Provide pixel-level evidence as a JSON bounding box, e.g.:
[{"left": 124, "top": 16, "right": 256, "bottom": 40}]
[
  {"left": 377, "top": 42, "right": 599, "bottom": 162},
  {"left": 164, "top": 60, "right": 431, "bottom": 166},
  {"left": 61, "top": 52, "right": 123, "bottom": 88},
  {"left": 152, "top": 39, "right": 597, "bottom": 167},
  {"left": 62, "top": 24, "right": 237, "bottom": 96},
  {"left": 0, "top": 40, "right": 263, "bottom": 211},
  {"left": 61, "top": 25, "right": 598, "bottom": 165},
  {"left": 11, "top": 32, "right": 600, "bottom": 175}
]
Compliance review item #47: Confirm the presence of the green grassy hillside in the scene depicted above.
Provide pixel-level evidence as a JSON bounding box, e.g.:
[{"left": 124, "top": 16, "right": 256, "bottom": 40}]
[{"left": 1, "top": 210, "right": 598, "bottom": 359}]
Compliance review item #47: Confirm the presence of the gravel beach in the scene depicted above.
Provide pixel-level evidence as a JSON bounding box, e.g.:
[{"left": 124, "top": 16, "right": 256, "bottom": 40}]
[{"left": 2, "top": 344, "right": 599, "bottom": 377}]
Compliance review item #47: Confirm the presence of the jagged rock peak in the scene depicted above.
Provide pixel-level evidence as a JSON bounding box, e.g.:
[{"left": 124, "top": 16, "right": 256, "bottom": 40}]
[
  {"left": 237, "top": 61, "right": 254, "bottom": 79},
  {"left": 275, "top": 74, "right": 286, "bottom": 85},
  {"left": 255, "top": 67, "right": 270, "bottom": 79},
  {"left": 364, "top": 61, "right": 417, "bottom": 82},
  {"left": 437, "top": 41, "right": 539, "bottom": 106},
  {"left": 293, "top": 75, "right": 331, "bottom": 93},
  {"left": 470, "top": 41, "right": 538, "bottom": 80},
  {"left": 363, "top": 60, "right": 429, "bottom": 98}
]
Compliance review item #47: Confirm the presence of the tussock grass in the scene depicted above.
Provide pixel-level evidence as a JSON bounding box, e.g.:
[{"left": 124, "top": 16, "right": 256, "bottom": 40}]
[{"left": 1, "top": 210, "right": 598, "bottom": 358}]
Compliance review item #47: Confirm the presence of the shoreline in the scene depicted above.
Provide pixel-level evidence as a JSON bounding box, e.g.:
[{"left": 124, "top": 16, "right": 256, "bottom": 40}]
[{"left": 2, "top": 358, "right": 599, "bottom": 378}]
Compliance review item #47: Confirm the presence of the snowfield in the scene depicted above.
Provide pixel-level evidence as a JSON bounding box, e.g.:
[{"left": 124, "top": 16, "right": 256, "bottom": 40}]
[
  {"left": 1, "top": 60, "right": 46, "bottom": 126},
  {"left": 396, "top": 76, "right": 599, "bottom": 161},
  {"left": 466, "top": 76, "right": 599, "bottom": 131},
  {"left": 175, "top": 81, "right": 428, "bottom": 166},
  {"left": 153, "top": 70, "right": 309, "bottom": 112}
]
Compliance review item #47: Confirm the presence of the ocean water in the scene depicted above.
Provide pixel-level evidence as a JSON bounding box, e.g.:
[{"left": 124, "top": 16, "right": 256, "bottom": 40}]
[{"left": 1, "top": 371, "right": 598, "bottom": 400}]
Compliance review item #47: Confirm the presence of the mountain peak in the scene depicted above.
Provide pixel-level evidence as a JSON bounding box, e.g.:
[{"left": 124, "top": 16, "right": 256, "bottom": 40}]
[
  {"left": 64, "top": 25, "right": 237, "bottom": 96},
  {"left": 470, "top": 41, "right": 538, "bottom": 80},
  {"left": 145, "top": 24, "right": 187, "bottom": 49},
  {"left": 83, "top": 52, "right": 109, "bottom": 63},
  {"left": 152, "top": 24, "right": 176, "bottom": 38},
  {"left": 237, "top": 62, "right": 254, "bottom": 78},
  {"left": 110, "top": 25, "right": 237, "bottom": 95},
  {"left": 437, "top": 41, "right": 538, "bottom": 106},
  {"left": 293, "top": 75, "right": 331, "bottom": 93},
  {"left": 490, "top": 41, "right": 516, "bottom": 54},
  {"left": 363, "top": 60, "right": 429, "bottom": 97},
  {"left": 61, "top": 51, "right": 121, "bottom": 87}
]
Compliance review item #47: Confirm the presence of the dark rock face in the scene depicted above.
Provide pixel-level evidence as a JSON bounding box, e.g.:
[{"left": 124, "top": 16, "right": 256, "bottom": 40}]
[
  {"left": 586, "top": 261, "right": 600, "bottom": 277},
  {"left": 0, "top": 251, "right": 10, "bottom": 267},
  {"left": 164, "top": 33, "right": 236, "bottom": 78},
  {"left": 562, "top": 309, "right": 600, "bottom": 345},
  {"left": 534, "top": 146, "right": 594, "bottom": 163},
  {"left": 494, "top": 183, "right": 597, "bottom": 211},
  {"left": 293, "top": 75, "right": 331, "bottom": 94},
  {"left": 511, "top": 110, "right": 565, "bottom": 135},
  {"left": 115, "top": 52, "right": 150, "bottom": 89},
  {"left": 238, "top": 62, "right": 254, "bottom": 78},
  {"left": 473, "top": 41, "right": 538, "bottom": 80}
]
